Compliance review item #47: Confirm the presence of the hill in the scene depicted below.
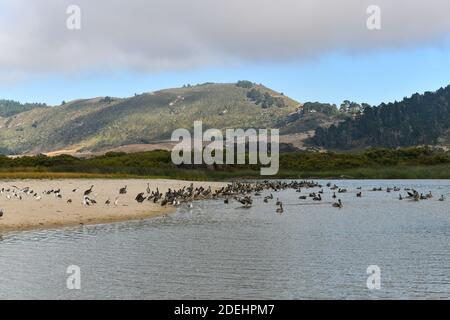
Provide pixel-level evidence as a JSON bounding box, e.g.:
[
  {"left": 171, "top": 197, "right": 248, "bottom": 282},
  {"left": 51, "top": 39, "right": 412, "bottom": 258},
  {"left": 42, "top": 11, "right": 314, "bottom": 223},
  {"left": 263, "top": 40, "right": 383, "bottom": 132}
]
[
  {"left": 311, "top": 85, "right": 450, "bottom": 149},
  {"left": 0, "top": 82, "right": 311, "bottom": 155}
]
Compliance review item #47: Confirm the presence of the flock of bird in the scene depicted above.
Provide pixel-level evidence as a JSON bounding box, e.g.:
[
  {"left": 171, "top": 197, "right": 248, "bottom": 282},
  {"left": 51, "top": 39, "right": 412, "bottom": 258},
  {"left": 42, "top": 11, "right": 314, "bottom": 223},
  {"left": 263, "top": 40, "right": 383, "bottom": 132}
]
[{"left": 0, "top": 180, "right": 447, "bottom": 219}]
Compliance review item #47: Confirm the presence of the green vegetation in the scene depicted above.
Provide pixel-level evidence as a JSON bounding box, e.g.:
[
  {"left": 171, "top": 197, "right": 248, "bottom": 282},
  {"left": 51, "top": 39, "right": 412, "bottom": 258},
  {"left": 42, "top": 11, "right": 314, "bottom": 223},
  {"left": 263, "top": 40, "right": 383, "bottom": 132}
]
[
  {"left": 235, "top": 80, "right": 254, "bottom": 88},
  {"left": 0, "top": 83, "right": 298, "bottom": 154},
  {"left": 247, "top": 88, "right": 286, "bottom": 108},
  {"left": 312, "top": 85, "right": 450, "bottom": 149},
  {"left": 0, "top": 147, "right": 449, "bottom": 180},
  {"left": 0, "top": 99, "right": 47, "bottom": 117}
]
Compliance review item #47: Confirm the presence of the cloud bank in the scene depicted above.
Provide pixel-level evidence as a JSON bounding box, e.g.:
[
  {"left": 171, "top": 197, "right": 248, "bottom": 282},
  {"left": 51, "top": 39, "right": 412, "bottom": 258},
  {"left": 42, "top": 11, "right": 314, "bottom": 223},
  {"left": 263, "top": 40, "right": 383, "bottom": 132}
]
[{"left": 1, "top": 0, "right": 450, "bottom": 80}]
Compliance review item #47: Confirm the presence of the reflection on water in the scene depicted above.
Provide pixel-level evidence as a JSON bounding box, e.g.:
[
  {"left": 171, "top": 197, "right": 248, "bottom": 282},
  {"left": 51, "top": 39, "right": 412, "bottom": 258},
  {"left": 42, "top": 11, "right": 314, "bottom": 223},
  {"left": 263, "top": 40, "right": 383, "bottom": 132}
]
[{"left": 0, "top": 180, "right": 449, "bottom": 299}]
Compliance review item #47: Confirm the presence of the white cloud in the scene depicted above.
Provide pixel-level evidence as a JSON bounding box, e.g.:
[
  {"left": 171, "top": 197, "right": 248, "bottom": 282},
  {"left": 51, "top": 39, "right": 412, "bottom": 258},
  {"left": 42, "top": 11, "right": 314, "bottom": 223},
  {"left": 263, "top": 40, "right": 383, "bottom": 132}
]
[{"left": 1, "top": 0, "right": 450, "bottom": 80}]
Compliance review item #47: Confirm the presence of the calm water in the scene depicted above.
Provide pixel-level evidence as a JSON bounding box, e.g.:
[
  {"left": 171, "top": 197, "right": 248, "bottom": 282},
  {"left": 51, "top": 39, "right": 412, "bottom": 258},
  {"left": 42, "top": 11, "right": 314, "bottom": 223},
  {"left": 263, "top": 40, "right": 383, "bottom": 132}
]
[{"left": 0, "top": 180, "right": 449, "bottom": 300}]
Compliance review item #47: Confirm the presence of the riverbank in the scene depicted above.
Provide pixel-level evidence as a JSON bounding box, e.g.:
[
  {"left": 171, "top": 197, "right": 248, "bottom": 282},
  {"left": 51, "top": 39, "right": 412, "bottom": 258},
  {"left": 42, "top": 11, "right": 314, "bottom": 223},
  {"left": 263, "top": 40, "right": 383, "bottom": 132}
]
[
  {"left": 0, "top": 179, "right": 225, "bottom": 233},
  {"left": 1, "top": 164, "right": 450, "bottom": 181}
]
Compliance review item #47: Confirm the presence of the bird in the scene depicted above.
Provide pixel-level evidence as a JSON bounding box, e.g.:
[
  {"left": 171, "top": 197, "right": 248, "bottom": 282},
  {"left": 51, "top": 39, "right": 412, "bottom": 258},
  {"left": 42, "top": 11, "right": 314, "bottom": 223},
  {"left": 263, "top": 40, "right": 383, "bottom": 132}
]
[
  {"left": 332, "top": 199, "right": 343, "bottom": 208},
  {"left": 114, "top": 197, "right": 119, "bottom": 206},
  {"left": 0, "top": 209, "right": 3, "bottom": 218},
  {"left": 67, "top": 199, "right": 72, "bottom": 204},
  {"left": 105, "top": 198, "right": 111, "bottom": 205},
  {"left": 356, "top": 192, "right": 362, "bottom": 197},
  {"left": 276, "top": 203, "right": 284, "bottom": 214},
  {"left": 84, "top": 185, "right": 94, "bottom": 196},
  {"left": 439, "top": 195, "right": 445, "bottom": 201},
  {"left": 399, "top": 194, "right": 403, "bottom": 200},
  {"left": 224, "top": 198, "right": 229, "bottom": 204},
  {"left": 119, "top": 186, "right": 127, "bottom": 194},
  {"left": 146, "top": 183, "right": 151, "bottom": 194},
  {"left": 135, "top": 192, "right": 146, "bottom": 203}
]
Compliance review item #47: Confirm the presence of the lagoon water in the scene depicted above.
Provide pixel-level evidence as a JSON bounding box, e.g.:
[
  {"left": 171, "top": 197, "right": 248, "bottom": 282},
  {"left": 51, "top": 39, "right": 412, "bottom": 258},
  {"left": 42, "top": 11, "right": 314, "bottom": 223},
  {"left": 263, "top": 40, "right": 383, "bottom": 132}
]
[{"left": 0, "top": 180, "right": 449, "bottom": 299}]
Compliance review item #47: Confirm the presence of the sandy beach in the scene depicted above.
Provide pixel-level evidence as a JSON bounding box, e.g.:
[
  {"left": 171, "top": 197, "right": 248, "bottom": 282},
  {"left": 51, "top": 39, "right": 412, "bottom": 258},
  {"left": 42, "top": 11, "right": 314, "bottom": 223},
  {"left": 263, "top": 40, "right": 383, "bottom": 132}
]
[{"left": 0, "top": 179, "right": 225, "bottom": 233}]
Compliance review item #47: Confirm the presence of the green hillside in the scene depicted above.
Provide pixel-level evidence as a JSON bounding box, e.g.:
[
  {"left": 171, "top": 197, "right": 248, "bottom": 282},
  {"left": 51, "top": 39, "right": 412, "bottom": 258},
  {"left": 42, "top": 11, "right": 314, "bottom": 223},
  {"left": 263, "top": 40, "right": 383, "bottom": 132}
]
[{"left": 0, "top": 82, "right": 300, "bottom": 154}]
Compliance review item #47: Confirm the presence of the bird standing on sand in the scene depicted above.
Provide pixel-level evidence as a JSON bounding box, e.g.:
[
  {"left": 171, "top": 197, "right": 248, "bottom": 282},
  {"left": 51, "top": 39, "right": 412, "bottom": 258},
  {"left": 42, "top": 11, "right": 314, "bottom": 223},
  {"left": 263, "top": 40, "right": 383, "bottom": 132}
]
[
  {"left": 119, "top": 186, "right": 127, "bottom": 194},
  {"left": 0, "top": 209, "right": 3, "bottom": 218},
  {"left": 105, "top": 198, "right": 111, "bottom": 205},
  {"left": 135, "top": 192, "right": 146, "bottom": 203},
  {"left": 84, "top": 185, "right": 94, "bottom": 196},
  {"left": 146, "top": 183, "right": 151, "bottom": 194}
]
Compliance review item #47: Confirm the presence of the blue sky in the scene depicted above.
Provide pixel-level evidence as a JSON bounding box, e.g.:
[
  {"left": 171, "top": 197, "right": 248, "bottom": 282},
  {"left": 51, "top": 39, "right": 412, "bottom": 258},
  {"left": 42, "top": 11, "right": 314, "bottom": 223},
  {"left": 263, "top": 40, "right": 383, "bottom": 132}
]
[{"left": 2, "top": 43, "right": 450, "bottom": 107}]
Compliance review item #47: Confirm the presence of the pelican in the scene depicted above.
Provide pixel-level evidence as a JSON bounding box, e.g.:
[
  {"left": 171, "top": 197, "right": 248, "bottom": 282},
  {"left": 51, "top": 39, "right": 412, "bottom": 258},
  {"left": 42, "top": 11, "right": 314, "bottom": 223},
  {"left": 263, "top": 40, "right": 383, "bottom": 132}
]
[
  {"left": 84, "top": 185, "right": 94, "bottom": 196},
  {"left": 119, "top": 186, "right": 127, "bottom": 194},
  {"left": 439, "top": 195, "right": 445, "bottom": 201},
  {"left": 356, "top": 192, "right": 362, "bottom": 197},
  {"left": 332, "top": 199, "right": 343, "bottom": 208},
  {"left": 67, "top": 199, "right": 72, "bottom": 204},
  {"left": 135, "top": 192, "right": 146, "bottom": 203},
  {"left": 146, "top": 183, "right": 151, "bottom": 194},
  {"left": 276, "top": 203, "right": 284, "bottom": 214}
]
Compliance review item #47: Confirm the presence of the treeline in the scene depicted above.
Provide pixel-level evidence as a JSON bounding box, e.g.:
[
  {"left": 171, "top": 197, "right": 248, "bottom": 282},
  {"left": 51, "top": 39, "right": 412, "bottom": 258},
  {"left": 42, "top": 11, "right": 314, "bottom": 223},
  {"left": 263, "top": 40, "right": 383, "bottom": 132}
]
[
  {"left": 312, "top": 85, "right": 450, "bottom": 149},
  {"left": 0, "top": 147, "right": 448, "bottom": 177},
  {"left": 0, "top": 99, "right": 48, "bottom": 117}
]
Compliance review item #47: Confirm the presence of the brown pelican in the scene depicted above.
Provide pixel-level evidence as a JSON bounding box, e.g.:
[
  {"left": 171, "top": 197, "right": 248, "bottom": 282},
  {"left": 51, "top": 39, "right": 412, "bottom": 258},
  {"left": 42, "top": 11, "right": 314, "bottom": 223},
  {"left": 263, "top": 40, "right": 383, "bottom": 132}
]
[
  {"left": 84, "top": 185, "right": 94, "bottom": 196},
  {"left": 119, "top": 186, "right": 127, "bottom": 194},
  {"left": 135, "top": 193, "right": 146, "bottom": 203},
  {"left": 276, "top": 203, "right": 284, "bottom": 214},
  {"left": 332, "top": 199, "right": 343, "bottom": 208}
]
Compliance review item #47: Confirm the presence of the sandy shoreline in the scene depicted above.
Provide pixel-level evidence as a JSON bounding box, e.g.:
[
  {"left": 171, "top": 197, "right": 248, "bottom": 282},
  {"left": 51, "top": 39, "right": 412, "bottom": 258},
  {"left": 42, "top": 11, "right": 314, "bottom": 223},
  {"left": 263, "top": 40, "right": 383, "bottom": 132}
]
[{"left": 0, "top": 179, "right": 225, "bottom": 233}]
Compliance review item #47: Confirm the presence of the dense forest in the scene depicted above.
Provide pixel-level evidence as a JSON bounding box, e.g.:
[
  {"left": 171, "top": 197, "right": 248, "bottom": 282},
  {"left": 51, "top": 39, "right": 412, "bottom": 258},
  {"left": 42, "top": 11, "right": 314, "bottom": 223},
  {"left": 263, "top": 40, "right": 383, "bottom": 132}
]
[
  {"left": 0, "top": 99, "right": 47, "bottom": 117},
  {"left": 312, "top": 85, "right": 450, "bottom": 149}
]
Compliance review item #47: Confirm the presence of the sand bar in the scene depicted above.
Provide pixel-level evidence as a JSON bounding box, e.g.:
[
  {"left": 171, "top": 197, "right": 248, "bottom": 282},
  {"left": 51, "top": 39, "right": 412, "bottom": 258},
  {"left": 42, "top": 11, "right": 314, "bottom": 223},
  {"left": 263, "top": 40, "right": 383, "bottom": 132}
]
[{"left": 0, "top": 179, "right": 226, "bottom": 233}]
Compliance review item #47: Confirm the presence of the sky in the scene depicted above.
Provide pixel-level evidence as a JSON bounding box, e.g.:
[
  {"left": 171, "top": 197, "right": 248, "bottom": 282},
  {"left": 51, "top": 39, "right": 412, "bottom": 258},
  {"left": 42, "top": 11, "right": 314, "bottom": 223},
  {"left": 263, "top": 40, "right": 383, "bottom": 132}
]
[{"left": 1, "top": 0, "right": 450, "bottom": 106}]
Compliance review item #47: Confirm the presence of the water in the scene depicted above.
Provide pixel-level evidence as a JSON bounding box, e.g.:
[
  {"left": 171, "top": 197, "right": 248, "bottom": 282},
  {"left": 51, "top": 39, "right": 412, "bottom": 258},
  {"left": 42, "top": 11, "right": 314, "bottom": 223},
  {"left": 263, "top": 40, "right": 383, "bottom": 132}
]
[{"left": 0, "top": 180, "right": 449, "bottom": 299}]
